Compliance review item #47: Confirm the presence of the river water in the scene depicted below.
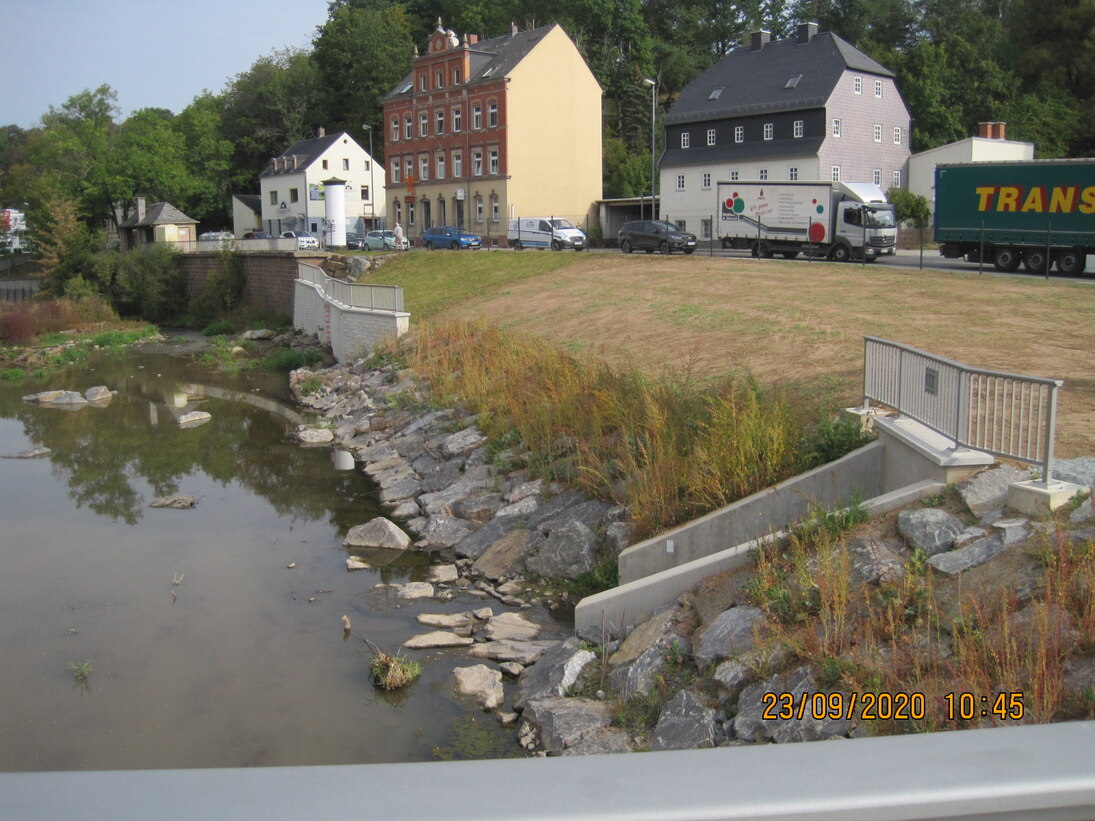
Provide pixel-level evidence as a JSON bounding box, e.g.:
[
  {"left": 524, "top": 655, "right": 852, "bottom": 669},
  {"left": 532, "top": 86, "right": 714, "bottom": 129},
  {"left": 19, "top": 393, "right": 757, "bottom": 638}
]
[{"left": 0, "top": 339, "right": 537, "bottom": 771}]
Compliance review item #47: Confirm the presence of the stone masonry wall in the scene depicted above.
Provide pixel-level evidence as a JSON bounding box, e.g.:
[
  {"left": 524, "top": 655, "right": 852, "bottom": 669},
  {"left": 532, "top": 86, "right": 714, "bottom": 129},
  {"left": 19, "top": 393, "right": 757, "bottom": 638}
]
[{"left": 178, "top": 252, "right": 328, "bottom": 318}]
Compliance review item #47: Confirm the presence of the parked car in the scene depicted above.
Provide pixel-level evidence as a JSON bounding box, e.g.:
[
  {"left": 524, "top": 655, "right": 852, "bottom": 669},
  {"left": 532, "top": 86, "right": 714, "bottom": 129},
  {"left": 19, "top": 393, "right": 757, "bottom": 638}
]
[
  {"left": 281, "top": 231, "right": 320, "bottom": 250},
  {"left": 345, "top": 233, "right": 366, "bottom": 250},
  {"left": 199, "top": 230, "right": 235, "bottom": 242},
  {"left": 365, "top": 229, "right": 397, "bottom": 251},
  {"left": 241, "top": 231, "right": 273, "bottom": 240},
  {"left": 617, "top": 220, "right": 697, "bottom": 254},
  {"left": 423, "top": 225, "right": 481, "bottom": 250}
]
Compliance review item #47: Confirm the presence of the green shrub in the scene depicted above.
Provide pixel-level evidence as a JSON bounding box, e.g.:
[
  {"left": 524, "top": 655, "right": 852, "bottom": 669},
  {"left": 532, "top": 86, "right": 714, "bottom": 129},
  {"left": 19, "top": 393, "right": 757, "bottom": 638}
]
[
  {"left": 202, "top": 320, "right": 236, "bottom": 337},
  {"left": 261, "top": 347, "right": 324, "bottom": 372}
]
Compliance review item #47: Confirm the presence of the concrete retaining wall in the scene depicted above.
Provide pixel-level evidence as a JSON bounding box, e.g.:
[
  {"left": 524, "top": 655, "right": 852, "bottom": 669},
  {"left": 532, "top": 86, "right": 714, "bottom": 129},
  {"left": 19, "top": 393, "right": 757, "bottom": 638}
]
[
  {"left": 293, "top": 279, "right": 408, "bottom": 363},
  {"left": 178, "top": 251, "right": 327, "bottom": 318}
]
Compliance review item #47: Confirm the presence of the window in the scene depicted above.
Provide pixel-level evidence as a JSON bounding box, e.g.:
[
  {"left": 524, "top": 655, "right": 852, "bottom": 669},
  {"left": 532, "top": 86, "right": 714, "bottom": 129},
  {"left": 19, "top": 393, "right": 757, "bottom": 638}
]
[
  {"left": 832, "top": 165, "right": 841, "bottom": 181},
  {"left": 435, "top": 70, "right": 443, "bottom": 89},
  {"left": 785, "top": 74, "right": 802, "bottom": 89},
  {"left": 701, "top": 218, "right": 712, "bottom": 240},
  {"left": 419, "top": 73, "right": 427, "bottom": 92},
  {"left": 408, "top": 201, "right": 415, "bottom": 226},
  {"left": 452, "top": 106, "right": 462, "bottom": 132},
  {"left": 289, "top": 188, "right": 299, "bottom": 203},
  {"left": 730, "top": 169, "right": 739, "bottom": 181},
  {"left": 475, "top": 197, "right": 483, "bottom": 223},
  {"left": 675, "top": 220, "right": 686, "bottom": 232},
  {"left": 436, "top": 154, "right": 445, "bottom": 180},
  {"left": 419, "top": 155, "right": 429, "bottom": 181},
  {"left": 676, "top": 174, "right": 685, "bottom": 190},
  {"left": 488, "top": 148, "right": 499, "bottom": 175},
  {"left": 392, "top": 159, "right": 401, "bottom": 183},
  {"left": 853, "top": 76, "right": 862, "bottom": 94},
  {"left": 708, "top": 87, "right": 723, "bottom": 100},
  {"left": 342, "top": 158, "right": 349, "bottom": 171},
  {"left": 404, "top": 116, "right": 412, "bottom": 140},
  {"left": 269, "top": 190, "right": 278, "bottom": 205},
  {"left": 832, "top": 118, "right": 841, "bottom": 137},
  {"left": 473, "top": 105, "right": 482, "bottom": 130},
  {"left": 681, "top": 132, "right": 690, "bottom": 149},
  {"left": 788, "top": 167, "right": 798, "bottom": 181},
  {"left": 893, "top": 170, "right": 902, "bottom": 188},
  {"left": 360, "top": 186, "right": 369, "bottom": 201},
  {"left": 394, "top": 201, "right": 401, "bottom": 224},
  {"left": 490, "top": 194, "right": 499, "bottom": 222},
  {"left": 758, "top": 168, "right": 768, "bottom": 180},
  {"left": 452, "top": 150, "right": 462, "bottom": 177},
  {"left": 874, "top": 124, "right": 882, "bottom": 142},
  {"left": 419, "top": 112, "right": 428, "bottom": 138},
  {"left": 763, "top": 123, "right": 773, "bottom": 140},
  {"left": 488, "top": 102, "right": 498, "bottom": 127},
  {"left": 707, "top": 128, "right": 716, "bottom": 146},
  {"left": 391, "top": 117, "right": 399, "bottom": 142},
  {"left": 436, "top": 109, "right": 444, "bottom": 135},
  {"left": 734, "top": 125, "right": 744, "bottom": 143},
  {"left": 702, "top": 172, "right": 711, "bottom": 189},
  {"left": 872, "top": 169, "right": 881, "bottom": 186},
  {"left": 452, "top": 66, "right": 461, "bottom": 84},
  {"left": 875, "top": 79, "right": 883, "bottom": 98},
  {"left": 793, "top": 120, "right": 803, "bottom": 138},
  {"left": 473, "top": 150, "right": 483, "bottom": 176},
  {"left": 322, "top": 159, "right": 329, "bottom": 170},
  {"left": 364, "top": 159, "right": 370, "bottom": 172},
  {"left": 894, "top": 126, "right": 902, "bottom": 145}
]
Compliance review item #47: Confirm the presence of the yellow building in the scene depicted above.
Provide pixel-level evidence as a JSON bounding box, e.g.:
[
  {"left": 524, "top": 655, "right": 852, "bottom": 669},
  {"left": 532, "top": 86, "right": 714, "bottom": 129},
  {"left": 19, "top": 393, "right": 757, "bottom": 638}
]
[{"left": 383, "top": 21, "right": 602, "bottom": 245}]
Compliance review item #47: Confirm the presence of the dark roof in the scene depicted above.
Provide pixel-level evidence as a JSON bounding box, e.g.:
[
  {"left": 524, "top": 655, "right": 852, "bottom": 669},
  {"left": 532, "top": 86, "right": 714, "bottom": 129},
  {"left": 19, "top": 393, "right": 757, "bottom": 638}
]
[
  {"left": 667, "top": 32, "right": 894, "bottom": 126},
  {"left": 121, "top": 202, "right": 197, "bottom": 228},
  {"left": 260, "top": 132, "right": 346, "bottom": 178},
  {"left": 384, "top": 24, "right": 560, "bottom": 102},
  {"left": 233, "top": 194, "right": 261, "bottom": 215},
  {"left": 661, "top": 136, "right": 825, "bottom": 168}
]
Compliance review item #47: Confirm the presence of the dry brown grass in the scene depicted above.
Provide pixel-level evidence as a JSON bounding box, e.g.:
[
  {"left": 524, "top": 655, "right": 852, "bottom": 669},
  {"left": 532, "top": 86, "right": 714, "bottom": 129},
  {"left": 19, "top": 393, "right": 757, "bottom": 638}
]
[{"left": 435, "top": 254, "right": 1095, "bottom": 457}]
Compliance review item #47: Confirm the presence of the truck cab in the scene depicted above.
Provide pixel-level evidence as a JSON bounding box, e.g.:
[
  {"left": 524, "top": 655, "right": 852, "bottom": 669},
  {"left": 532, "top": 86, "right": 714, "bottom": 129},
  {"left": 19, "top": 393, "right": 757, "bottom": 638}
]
[{"left": 834, "top": 197, "right": 897, "bottom": 261}]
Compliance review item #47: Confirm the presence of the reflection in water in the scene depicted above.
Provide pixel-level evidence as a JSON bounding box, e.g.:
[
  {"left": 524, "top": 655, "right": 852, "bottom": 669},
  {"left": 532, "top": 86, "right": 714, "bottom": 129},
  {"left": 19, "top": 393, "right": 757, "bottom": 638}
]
[{"left": 0, "top": 344, "right": 536, "bottom": 772}]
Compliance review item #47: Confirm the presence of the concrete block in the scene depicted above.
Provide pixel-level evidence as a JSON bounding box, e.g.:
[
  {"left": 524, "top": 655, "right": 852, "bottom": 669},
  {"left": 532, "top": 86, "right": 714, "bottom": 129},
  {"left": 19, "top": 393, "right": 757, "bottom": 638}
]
[{"left": 1007, "top": 480, "right": 1085, "bottom": 516}]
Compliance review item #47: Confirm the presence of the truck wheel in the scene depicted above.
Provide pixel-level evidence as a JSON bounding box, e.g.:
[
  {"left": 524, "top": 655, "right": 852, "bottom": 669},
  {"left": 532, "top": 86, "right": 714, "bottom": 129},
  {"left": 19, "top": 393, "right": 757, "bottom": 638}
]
[
  {"left": 992, "top": 246, "right": 1021, "bottom": 272},
  {"left": 1056, "top": 248, "right": 1087, "bottom": 276},
  {"left": 829, "top": 244, "right": 851, "bottom": 263},
  {"left": 721, "top": 237, "right": 732, "bottom": 249},
  {"left": 781, "top": 251, "right": 800, "bottom": 260},
  {"left": 1023, "top": 249, "right": 1050, "bottom": 274},
  {"left": 752, "top": 241, "right": 773, "bottom": 259},
  {"left": 620, "top": 239, "right": 631, "bottom": 254}
]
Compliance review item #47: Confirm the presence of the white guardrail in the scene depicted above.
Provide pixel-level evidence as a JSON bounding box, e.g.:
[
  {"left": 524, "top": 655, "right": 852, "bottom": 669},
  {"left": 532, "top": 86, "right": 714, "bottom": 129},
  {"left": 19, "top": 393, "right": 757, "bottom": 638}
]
[
  {"left": 297, "top": 262, "right": 404, "bottom": 312},
  {"left": 2, "top": 721, "right": 1093, "bottom": 820},
  {"left": 863, "top": 336, "right": 1063, "bottom": 481}
]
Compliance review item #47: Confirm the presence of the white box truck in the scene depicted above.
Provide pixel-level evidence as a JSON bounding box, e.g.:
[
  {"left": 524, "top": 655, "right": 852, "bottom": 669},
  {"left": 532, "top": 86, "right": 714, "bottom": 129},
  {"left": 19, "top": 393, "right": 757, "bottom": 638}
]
[
  {"left": 508, "top": 217, "right": 587, "bottom": 251},
  {"left": 716, "top": 181, "right": 897, "bottom": 261}
]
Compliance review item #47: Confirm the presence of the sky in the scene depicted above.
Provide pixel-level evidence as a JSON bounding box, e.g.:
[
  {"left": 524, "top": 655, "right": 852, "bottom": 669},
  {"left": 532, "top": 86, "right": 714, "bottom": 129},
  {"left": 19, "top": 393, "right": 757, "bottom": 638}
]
[{"left": 4, "top": 0, "right": 332, "bottom": 128}]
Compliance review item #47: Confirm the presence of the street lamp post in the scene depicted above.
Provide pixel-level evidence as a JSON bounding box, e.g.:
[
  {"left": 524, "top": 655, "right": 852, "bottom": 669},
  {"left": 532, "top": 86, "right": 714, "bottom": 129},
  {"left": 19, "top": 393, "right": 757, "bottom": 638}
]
[
  {"left": 644, "top": 78, "right": 656, "bottom": 222},
  {"left": 362, "top": 123, "right": 375, "bottom": 230}
]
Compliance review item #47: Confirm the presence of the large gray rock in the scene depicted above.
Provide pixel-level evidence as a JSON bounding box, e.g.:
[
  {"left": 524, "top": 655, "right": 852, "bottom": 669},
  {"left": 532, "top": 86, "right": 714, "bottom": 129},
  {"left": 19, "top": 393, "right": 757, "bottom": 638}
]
[
  {"left": 421, "top": 514, "right": 475, "bottom": 548},
  {"left": 957, "top": 464, "right": 1032, "bottom": 516},
  {"left": 928, "top": 532, "right": 1008, "bottom": 575},
  {"left": 514, "top": 637, "right": 596, "bottom": 711},
  {"left": 442, "top": 427, "right": 487, "bottom": 458},
  {"left": 692, "top": 606, "right": 767, "bottom": 668},
  {"left": 522, "top": 697, "right": 614, "bottom": 755},
  {"left": 733, "top": 667, "right": 857, "bottom": 744},
  {"left": 531, "top": 496, "right": 613, "bottom": 534},
  {"left": 23, "top": 390, "right": 87, "bottom": 406},
  {"left": 378, "top": 476, "right": 422, "bottom": 505},
  {"left": 484, "top": 612, "right": 542, "bottom": 642},
  {"left": 467, "top": 639, "right": 559, "bottom": 665},
  {"left": 417, "top": 458, "right": 464, "bottom": 494},
  {"left": 844, "top": 534, "right": 907, "bottom": 586},
  {"left": 559, "top": 729, "right": 632, "bottom": 755},
  {"left": 525, "top": 520, "right": 598, "bottom": 580},
  {"left": 451, "top": 493, "right": 506, "bottom": 523},
  {"left": 150, "top": 494, "right": 197, "bottom": 509},
  {"left": 897, "top": 508, "right": 966, "bottom": 555},
  {"left": 403, "top": 631, "right": 474, "bottom": 649},
  {"left": 417, "top": 465, "right": 494, "bottom": 516},
  {"left": 652, "top": 690, "right": 720, "bottom": 751},
  {"left": 607, "top": 610, "right": 680, "bottom": 700},
  {"left": 453, "top": 665, "right": 504, "bottom": 710},
  {"left": 472, "top": 529, "right": 543, "bottom": 580},
  {"left": 1069, "top": 496, "right": 1094, "bottom": 524},
  {"left": 1054, "top": 457, "right": 1095, "bottom": 488},
  {"left": 453, "top": 517, "right": 513, "bottom": 561},
  {"left": 713, "top": 644, "right": 790, "bottom": 703},
  {"left": 343, "top": 518, "right": 411, "bottom": 550},
  {"left": 84, "top": 385, "right": 112, "bottom": 402}
]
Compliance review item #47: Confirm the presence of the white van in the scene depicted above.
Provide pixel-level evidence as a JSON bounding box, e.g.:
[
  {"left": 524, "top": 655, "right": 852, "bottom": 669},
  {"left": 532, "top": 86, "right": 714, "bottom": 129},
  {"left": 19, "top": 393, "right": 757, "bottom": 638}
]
[{"left": 508, "top": 217, "right": 587, "bottom": 251}]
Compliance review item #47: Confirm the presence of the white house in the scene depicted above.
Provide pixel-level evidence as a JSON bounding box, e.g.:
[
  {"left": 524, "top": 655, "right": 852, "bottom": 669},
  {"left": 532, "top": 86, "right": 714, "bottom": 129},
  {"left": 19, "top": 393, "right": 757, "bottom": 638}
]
[
  {"left": 907, "top": 123, "right": 1034, "bottom": 219},
  {"left": 659, "top": 23, "right": 911, "bottom": 242},
  {"left": 259, "top": 128, "right": 386, "bottom": 239}
]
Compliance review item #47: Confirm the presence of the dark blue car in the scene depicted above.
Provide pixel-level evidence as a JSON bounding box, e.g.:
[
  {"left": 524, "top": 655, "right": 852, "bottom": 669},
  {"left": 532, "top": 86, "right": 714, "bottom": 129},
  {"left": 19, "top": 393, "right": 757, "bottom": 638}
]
[{"left": 423, "top": 225, "right": 481, "bottom": 250}]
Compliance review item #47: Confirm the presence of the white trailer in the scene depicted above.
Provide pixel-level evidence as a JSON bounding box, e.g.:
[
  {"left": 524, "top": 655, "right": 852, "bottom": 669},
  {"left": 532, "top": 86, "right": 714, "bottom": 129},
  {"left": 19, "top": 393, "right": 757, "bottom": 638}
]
[{"left": 716, "top": 181, "right": 897, "bottom": 261}]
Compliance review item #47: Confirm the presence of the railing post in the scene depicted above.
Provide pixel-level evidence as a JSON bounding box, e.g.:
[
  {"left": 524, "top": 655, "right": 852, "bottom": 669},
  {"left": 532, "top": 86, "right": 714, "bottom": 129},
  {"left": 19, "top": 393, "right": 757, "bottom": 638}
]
[{"left": 1042, "top": 381, "right": 1061, "bottom": 485}]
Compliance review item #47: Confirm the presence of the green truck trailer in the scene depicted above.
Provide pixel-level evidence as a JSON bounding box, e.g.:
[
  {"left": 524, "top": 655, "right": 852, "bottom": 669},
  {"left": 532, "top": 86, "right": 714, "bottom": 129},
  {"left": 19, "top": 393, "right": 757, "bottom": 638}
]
[{"left": 935, "top": 159, "right": 1095, "bottom": 275}]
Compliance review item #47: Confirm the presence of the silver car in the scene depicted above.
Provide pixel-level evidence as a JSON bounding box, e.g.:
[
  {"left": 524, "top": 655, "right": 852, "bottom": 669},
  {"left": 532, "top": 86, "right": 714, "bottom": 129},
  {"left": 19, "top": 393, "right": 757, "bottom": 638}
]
[{"left": 281, "top": 231, "right": 320, "bottom": 250}]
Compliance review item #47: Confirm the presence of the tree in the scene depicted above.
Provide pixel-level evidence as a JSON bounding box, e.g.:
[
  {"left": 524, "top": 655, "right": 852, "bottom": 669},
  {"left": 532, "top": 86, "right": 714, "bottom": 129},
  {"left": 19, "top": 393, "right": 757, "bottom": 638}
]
[
  {"left": 887, "top": 187, "right": 929, "bottom": 225},
  {"left": 174, "top": 93, "right": 234, "bottom": 226},
  {"left": 108, "top": 108, "right": 190, "bottom": 224}
]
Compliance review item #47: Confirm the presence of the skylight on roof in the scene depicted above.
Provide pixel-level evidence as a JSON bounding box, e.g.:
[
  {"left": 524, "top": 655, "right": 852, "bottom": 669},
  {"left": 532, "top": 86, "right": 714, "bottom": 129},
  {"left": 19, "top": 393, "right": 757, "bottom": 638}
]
[
  {"left": 708, "top": 86, "right": 723, "bottom": 100},
  {"left": 785, "top": 74, "right": 802, "bottom": 89},
  {"left": 399, "top": 82, "right": 413, "bottom": 94},
  {"left": 483, "top": 66, "right": 497, "bottom": 77}
]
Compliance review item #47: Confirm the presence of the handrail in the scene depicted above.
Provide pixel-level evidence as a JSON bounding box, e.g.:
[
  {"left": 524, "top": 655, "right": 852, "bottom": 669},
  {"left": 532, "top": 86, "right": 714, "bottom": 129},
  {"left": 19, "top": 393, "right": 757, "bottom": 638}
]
[
  {"left": 296, "top": 262, "right": 404, "bottom": 312},
  {"left": 863, "top": 336, "right": 1063, "bottom": 482}
]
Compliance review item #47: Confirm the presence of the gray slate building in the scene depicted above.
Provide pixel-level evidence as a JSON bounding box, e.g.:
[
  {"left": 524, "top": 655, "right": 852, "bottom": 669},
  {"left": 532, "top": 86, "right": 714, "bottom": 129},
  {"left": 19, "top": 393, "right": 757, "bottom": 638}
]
[{"left": 659, "top": 22, "right": 910, "bottom": 240}]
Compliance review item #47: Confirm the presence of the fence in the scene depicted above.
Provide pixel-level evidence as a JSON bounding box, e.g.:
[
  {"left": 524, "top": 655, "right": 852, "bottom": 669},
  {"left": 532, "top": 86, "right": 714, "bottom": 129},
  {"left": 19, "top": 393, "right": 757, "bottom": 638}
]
[
  {"left": 863, "top": 336, "right": 1063, "bottom": 482},
  {"left": 296, "top": 262, "right": 403, "bottom": 312}
]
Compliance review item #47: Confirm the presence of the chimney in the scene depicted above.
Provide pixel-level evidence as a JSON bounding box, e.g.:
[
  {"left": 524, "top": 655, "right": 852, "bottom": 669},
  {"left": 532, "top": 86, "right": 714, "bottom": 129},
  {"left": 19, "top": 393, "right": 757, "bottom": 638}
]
[
  {"left": 751, "top": 30, "right": 771, "bottom": 51},
  {"left": 317, "top": 126, "right": 326, "bottom": 138},
  {"left": 467, "top": 33, "right": 478, "bottom": 45},
  {"left": 292, "top": 156, "right": 298, "bottom": 170},
  {"left": 797, "top": 22, "right": 818, "bottom": 44},
  {"left": 995, "top": 122, "right": 1007, "bottom": 140},
  {"left": 510, "top": 21, "right": 518, "bottom": 36},
  {"left": 978, "top": 122, "right": 992, "bottom": 138},
  {"left": 135, "top": 197, "right": 146, "bottom": 223}
]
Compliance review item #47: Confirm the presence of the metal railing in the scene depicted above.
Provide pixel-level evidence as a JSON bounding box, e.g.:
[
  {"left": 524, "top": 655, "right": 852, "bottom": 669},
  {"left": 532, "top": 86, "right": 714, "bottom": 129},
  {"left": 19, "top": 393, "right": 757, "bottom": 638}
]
[
  {"left": 296, "top": 262, "right": 404, "bottom": 312},
  {"left": 863, "top": 336, "right": 1063, "bottom": 482}
]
